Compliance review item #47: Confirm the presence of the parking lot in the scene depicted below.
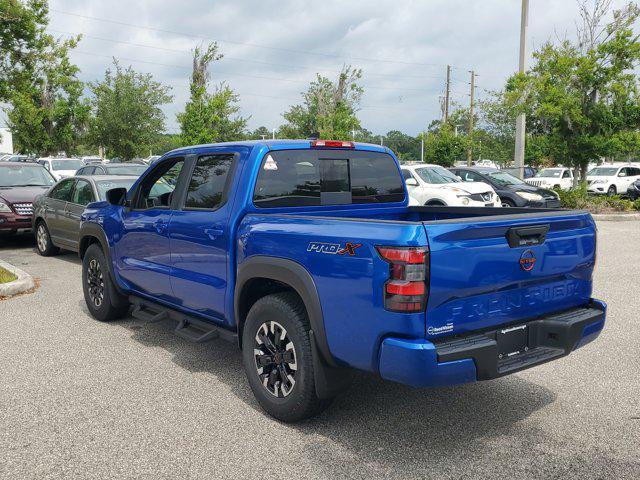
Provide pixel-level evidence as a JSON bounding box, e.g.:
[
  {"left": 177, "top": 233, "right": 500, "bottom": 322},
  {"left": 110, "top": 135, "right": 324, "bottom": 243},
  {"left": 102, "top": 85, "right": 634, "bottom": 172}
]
[{"left": 0, "top": 221, "right": 638, "bottom": 480}]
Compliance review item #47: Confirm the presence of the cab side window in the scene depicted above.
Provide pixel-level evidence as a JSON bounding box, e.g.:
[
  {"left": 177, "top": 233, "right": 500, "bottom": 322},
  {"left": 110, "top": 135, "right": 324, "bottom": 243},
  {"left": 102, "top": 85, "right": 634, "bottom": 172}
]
[
  {"left": 184, "top": 154, "right": 235, "bottom": 210},
  {"left": 49, "top": 179, "right": 75, "bottom": 201},
  {"left": 133, "top": 157, "right": 185, "bottom": 209}
]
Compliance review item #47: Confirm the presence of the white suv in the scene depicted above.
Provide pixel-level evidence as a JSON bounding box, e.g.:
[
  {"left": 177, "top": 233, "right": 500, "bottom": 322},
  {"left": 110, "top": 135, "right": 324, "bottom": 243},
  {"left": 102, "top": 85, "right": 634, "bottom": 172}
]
[
  {"left": 37, "top": 157, "right": 85, "bottom": 180},
  {"left": 526, "top": 167, "right": 574, "bottom": 190},
  {"left": 587, "top": 165, "right": 640, "bottom": 196},
  {"left": 401, "top": 163, "right": 499, "bottom": 207}
]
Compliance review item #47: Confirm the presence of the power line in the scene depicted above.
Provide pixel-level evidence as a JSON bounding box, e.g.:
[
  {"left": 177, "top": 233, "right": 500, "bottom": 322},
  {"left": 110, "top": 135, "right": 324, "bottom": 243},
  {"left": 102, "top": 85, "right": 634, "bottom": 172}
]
[
  {"left": 50, "top": 8, "right": 464, "bottom": 69},
  {"left": 48, "top": 28, "right": 447, "bottom": 82},
  {"left": 70, "top": 49, "right": 433, "bottom": 94}
]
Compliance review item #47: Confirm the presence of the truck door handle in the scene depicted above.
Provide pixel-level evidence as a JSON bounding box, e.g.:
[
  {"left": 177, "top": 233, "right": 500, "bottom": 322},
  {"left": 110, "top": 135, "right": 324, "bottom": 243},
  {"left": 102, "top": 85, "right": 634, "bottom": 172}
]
[
  {"left": 506, "top": 224, "right": 550, "bottom": 248},
  {"left": 204, "top": 227, "right": 224, "bottom": 240},
  {"left": 155, "top": 220, "right": 168, "bottom": 234}
]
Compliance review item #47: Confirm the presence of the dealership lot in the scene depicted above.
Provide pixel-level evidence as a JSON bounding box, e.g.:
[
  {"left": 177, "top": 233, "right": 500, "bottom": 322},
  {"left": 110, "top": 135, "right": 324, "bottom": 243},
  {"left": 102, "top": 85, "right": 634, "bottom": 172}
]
[{"left": 0, "top": 221, "right": 638, "bottom": 479}]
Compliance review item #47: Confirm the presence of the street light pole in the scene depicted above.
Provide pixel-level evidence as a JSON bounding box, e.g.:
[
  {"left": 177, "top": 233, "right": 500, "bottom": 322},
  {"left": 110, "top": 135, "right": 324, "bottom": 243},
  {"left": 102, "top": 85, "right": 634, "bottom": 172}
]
[{"left": 514, "top": 0, "right": 529, "bottom": 179}]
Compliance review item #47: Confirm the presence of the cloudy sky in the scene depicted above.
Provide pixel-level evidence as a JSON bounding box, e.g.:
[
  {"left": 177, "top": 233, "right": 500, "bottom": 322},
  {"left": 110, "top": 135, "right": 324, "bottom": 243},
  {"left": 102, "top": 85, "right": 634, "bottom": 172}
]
[{"left": 39, "top": 0, "right": 630, "bottom": 136}]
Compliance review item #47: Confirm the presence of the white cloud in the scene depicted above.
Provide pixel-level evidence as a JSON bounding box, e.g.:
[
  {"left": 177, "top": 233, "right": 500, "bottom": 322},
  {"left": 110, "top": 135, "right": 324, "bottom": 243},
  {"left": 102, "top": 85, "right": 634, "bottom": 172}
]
[{"left": 36, "top": 0, "right": 633, "bottom": 136}]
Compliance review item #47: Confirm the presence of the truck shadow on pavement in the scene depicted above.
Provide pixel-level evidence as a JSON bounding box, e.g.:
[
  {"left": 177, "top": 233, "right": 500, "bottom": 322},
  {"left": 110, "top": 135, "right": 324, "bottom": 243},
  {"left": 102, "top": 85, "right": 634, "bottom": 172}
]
[{"left": 108, "top": 312, "right": 557, "bottom": 471}]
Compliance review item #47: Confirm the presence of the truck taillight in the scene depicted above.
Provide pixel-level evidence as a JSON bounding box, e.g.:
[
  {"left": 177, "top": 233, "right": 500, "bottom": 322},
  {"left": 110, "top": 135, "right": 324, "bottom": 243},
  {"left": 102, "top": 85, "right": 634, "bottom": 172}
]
[{"left": 377, "top": 246, "right": 429, "bottom": 313}]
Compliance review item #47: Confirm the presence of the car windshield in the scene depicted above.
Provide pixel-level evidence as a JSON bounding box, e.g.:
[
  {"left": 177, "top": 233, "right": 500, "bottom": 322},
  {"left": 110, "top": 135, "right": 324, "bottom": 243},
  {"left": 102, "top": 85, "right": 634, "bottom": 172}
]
[
  {"left": 106, "top": 165, "right": 147, "bottom": 176},
  {"left": 95, "top": 179, "right": 138, "bottom": 200},
  {"left": 588, "top": 167, "right": 618, "bottom": 176},
  {"left": 0, "top": 165, "right": 55, "bottom": 187},
  {"left": 414, "top": 166, "right": 460, "bottom": 184},
  {"left": 486, "top": 171, "right": 525, "bottom": 186},
  {"left": 536, "top": 169, "right": 562, "bottom": 178},
  {"left": 51, "top": 159, "right": 84, "bottom": 171}
]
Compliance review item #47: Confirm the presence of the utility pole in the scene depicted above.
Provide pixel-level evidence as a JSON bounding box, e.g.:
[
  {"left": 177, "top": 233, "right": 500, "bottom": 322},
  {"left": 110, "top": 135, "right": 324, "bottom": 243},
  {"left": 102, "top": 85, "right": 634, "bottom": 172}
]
[
  {"left": 514, "top": 0, "right": 529, "bottom": 178},
  {"left": 467, "top": 70, "right": 475, "bottom": 166},
  {"left": 421, "top": 132, "right": 424, "bottom": 162},
  {"left": 272, "top": 128, "right": 276, "bottom": 140},
  {"left": 444, "top": 65, "right": 451, "bottom": 123}
]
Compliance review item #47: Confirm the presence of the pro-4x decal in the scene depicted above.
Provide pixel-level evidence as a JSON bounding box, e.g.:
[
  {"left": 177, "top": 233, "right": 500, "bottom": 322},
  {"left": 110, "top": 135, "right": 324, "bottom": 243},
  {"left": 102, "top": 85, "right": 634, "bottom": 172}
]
[{"left": 307, "top": 242, "right": 362, "bottom": 256}]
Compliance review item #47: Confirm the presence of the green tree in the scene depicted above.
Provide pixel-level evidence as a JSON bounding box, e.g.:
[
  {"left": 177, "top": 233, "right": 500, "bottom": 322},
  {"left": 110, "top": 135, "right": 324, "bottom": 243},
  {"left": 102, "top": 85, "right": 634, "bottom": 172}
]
[
  {"left": 177, "top": 43, "right": 247, "bottom": 145},
  {"left": 0, "top": 0, "right": 46, "bottom": 100},
  {"left": 246, "top": 126, "right": 272, "bottom": 140},
  {"left": 280, "top": 65, "right": 363, "bottom": 140},
  {"left": 506, "top": 1, "right": 640, "bottom": 183},
  {"left": 423, "top": 124, "right": 468, "bottom": 166},
  {"left": 2, "top": 0, "right": 88, "bottom": 155},
  {"left": 88, "top": 61, "right": 173, "bottom": 160},
  {"left": 383, "top": 130, "right": 421, "bottom": 162}
]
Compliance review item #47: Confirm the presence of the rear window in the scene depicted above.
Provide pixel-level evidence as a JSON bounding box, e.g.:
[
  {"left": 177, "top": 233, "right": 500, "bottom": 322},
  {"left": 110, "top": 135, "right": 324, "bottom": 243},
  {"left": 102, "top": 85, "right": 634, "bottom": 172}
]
[{"left": 253, "top": 150, "right": 405, "bottom": 208}]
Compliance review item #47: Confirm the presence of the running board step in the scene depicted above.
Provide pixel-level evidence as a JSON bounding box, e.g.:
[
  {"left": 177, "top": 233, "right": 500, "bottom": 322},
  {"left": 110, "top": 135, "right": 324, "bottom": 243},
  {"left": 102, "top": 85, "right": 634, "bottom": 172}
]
[
  {"left": 129, "top": 296, "right": 237, "bottom": 343},
  {"left": 131, "top": 304, "right": 169, "bottom": 324},
  {"left": 175, "top": 318, "right": 220, "bottom": 343}
]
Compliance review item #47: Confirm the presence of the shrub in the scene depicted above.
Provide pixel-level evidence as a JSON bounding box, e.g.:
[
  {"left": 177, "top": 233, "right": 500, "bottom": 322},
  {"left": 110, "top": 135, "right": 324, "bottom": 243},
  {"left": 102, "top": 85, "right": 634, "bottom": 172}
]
[{"left": 554, "top": 184, "right": 634, "bottom": 213}]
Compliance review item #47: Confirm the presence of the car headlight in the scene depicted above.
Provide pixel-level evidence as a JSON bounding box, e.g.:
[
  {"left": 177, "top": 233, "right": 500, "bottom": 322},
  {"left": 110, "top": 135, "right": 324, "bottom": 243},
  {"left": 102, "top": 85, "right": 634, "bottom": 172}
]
[
  {"left": 516, "top": 191, "right": 543, "bottom": 201},
  {"left": 0, "top": 201, "right": 12, "bottom": 213}
]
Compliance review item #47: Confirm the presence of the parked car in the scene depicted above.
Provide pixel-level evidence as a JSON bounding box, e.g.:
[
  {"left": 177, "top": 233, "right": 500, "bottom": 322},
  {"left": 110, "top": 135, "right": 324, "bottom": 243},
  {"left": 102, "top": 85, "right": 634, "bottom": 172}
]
[
  {"left": 525, "top": 167, "right": 574, "bottom": 190},
  {"left": 474, "top": 159, "right": 499, "bottom": 169},
  {"left": 0, "top": 162, "right": 56, "bottom": 236},
  {"left": 76, "top": 163, "right": 148, "bottom": 176},
  {"left": 2, "top": 154, "right": 36, "bottom": 163},
  {"left": 586, "top": 165, "right": 640, "bottom": 196},
  {"left": 401, "top": 163, "right": 499, "bottom": 206},
  {"left": 37, "top": 157, "right": 86, "bottom": 180},
  {"left": 626, "top": 179, "right": 640, "bottom": 200},
  {"left": 449, "top": 166, "right": 561, "bottom": 208},
  {"left": 501, "top": 166, "right": 537, "bottom": 179},
  {"left": 78, "top": 139, "right": 605, "bottom": 422},
  {"left": 32, "top": 176, "right": 142, "bottom": 255},
  {"left": 81, "top": 156, "right": 104, "bottom": 165}
]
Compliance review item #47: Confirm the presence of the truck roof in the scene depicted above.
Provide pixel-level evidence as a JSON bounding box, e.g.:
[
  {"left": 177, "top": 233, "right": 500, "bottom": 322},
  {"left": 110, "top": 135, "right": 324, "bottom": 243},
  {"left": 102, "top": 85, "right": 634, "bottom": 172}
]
[{"left": 167, "top": 139, "right": 390, "bottom": 156}]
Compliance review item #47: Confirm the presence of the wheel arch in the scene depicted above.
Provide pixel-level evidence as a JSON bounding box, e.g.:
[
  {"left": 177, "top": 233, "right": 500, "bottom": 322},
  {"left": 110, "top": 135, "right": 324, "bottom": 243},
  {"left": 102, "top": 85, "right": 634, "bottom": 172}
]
[
  {"left": 78, "top": 222, "right": 127, "bottom": 298},
  {"left": 235, "top": 256, "right": 335, "bottom": 367}
]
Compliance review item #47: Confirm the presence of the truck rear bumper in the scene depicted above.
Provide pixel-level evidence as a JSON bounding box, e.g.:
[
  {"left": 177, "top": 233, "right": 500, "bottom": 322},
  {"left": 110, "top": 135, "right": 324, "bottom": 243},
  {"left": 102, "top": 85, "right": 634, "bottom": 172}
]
[{"left": 378, "top": 299, "right": 606, "bottom": 388}]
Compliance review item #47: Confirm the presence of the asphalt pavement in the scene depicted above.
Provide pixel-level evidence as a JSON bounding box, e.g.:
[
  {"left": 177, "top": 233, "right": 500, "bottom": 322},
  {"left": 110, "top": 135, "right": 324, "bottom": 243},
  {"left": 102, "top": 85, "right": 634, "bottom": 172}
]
[{"left": 0, "top": 221, "right": 638, "bottom": 479}]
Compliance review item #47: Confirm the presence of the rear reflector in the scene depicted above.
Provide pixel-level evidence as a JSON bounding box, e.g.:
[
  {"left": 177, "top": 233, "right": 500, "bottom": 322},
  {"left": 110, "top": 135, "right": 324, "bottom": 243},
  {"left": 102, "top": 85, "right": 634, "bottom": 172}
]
[
  {"left": 377, "top": 246, "right": 429, "bottom": 313},
  {"left": 310, "top": 140, "right": 355, "bottom": 148}
]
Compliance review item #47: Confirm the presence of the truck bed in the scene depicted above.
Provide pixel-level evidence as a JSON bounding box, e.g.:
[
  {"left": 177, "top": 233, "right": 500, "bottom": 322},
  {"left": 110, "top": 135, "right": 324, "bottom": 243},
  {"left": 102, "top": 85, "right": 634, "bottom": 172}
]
[{"left": 239, "top": 205, "right": 596, "bottom": 371}]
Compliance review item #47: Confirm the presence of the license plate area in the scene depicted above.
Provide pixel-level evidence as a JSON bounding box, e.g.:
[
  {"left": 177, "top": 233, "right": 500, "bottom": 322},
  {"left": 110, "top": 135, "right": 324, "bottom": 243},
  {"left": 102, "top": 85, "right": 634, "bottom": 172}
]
[{"left": 497, "top": 324, "right": 528, "bottom": 357}]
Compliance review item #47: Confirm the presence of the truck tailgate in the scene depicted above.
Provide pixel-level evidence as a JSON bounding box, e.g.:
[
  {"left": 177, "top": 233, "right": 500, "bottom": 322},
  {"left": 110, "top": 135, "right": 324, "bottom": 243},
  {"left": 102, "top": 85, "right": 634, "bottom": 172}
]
[{"left": 423, "top": 211, "right": 596, "bottom": 339}]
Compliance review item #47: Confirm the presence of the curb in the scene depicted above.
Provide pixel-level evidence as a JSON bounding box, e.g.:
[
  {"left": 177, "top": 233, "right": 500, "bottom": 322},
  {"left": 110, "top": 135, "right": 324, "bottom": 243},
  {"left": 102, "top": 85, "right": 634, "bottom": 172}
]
[
  {"left": 0, "top": 258, "right": 36, "bottom": 298},
  {"left": 592, "top": 213, "right": 640, "bottom": 222}
]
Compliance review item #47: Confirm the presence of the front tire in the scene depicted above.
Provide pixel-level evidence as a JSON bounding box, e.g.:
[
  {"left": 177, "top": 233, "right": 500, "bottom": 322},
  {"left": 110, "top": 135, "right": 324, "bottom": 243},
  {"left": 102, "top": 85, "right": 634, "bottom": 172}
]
[
  {"left": 242, "top": 292, "right": 332, "bottom": 422},
  {"left": 502, "top": 198, "right": 516, "bottom": 207},
  {"left": 82, "top": 244, "right": 129, "bottom": 321},
  {"left": 35, "top": 221, "right": 59, "bottom": 256},
  {"left": 607, "top": 185, "right": 617, "bottom": 196}
]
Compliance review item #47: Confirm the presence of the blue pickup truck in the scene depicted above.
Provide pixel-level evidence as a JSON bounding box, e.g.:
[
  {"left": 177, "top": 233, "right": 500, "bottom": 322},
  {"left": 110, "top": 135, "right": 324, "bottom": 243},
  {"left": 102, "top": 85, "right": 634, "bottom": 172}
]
[{"left": 78, "top": 140, "right": 606, "bottom": 421}]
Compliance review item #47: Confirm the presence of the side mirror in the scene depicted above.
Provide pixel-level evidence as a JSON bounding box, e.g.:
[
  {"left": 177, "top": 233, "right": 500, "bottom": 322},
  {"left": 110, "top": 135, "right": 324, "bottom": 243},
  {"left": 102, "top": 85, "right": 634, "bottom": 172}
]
[
  {"left": 405, "top": 178, "right": 418, "bottom": 187},
  {"left": 619, "top": 172, "right": 627, "bottom": 177},
  {"left": 456, "top": 175, "right": 463, "bottom": 181},
  {"left": 106, "top": 187, "right": 127, "bottom": 206}
]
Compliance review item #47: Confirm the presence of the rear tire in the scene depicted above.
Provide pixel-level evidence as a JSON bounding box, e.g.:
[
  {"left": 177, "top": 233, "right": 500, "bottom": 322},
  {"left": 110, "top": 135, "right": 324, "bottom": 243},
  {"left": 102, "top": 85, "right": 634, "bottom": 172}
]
[
  {"left": 82, "top": 244, "right": 129, "bottom": 321},
  {"left": 242, "top": 292, "right": 333, "bottom": 422},
  {"left": 35, "top": 221, "right": 59, "bottom": 256}
]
